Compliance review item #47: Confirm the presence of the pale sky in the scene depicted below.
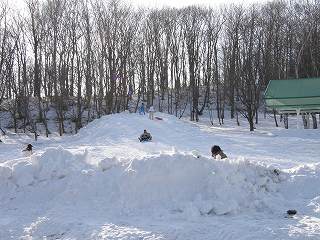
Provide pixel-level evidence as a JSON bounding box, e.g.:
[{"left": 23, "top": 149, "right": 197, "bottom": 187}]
[{"left": 9, "top": 0, "right": 269, "bottom": 10}]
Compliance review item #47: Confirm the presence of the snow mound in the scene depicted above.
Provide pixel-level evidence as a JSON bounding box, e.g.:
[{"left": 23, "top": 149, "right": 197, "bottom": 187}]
[
  {"left": 12, "top": 161, "right": 35, "bottom": 187},
  {"left": 0, "top": 147, "right": 88, "bottom": 190},
  {"left": 1, "top": 146, "right": 286, "bottom": 216},
  {"left": 115, "top": 153, "right": 283, "bottom": 215},
  {"left": 98, "top": 157, "right": 120, "bottom": 171},
  {"left": 32, "top": 146, "right": 88, "bottom": 181},
  {"left": 73, "top": 112, "right": 184, "bottom": 145}
]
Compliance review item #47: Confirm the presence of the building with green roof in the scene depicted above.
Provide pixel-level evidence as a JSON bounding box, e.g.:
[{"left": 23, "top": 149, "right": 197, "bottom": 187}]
[{"left": 264, "top": 78, "right": 320, "bottom": 128}]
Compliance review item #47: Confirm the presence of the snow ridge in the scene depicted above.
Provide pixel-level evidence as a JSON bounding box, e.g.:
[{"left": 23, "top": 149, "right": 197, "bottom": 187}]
[{"left": 0, "top": 146, "right": 284, "bottom": 216}]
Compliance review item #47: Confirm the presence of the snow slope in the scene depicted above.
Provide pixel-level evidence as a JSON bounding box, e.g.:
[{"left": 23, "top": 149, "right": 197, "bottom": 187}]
[{"left": 0, "top": 112, "right": 319, "bottom": 239}]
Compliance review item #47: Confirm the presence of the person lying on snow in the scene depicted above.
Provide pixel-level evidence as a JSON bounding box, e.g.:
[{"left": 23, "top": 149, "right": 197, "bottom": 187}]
[
  {"left": 22, "top": 144, "right": 33, "bottom": 156},
  {"left": 211, "top": 145, "right": 227, "bottom": 159},
  {"left": 139, "top": 130, "right": 152, "bottom": 142}
]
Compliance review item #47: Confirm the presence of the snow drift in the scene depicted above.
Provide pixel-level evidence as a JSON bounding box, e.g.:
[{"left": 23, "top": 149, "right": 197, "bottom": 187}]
[
  {"left": 1, "top": 112, "right": 320, "bottom": 239},
  {"left": 113, "top": 152, "right": 284, "bottom": 216},
  {"left": 0, "top": 146, "right": 285, "bottom": 216}
]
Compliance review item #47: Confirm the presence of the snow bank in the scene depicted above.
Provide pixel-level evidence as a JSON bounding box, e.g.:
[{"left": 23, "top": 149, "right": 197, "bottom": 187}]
[
  {"left": 0, "top": 141, "right": 320, "bottom": 219},
  {"left": 114, "top": 153, "right": 283, "bottom": 215},
  {"left": 32, "top": 146, "right": 88, "bottom": 181},
  {"left": 0, "top": 145, "right": 287, "bottom": 216},
  {"left": 0, "top": 146, "right": 88, "bottom": 190},
  {"left": 9, "top": 143, "right": 320, "bottom": 220},
  {"left": 12, "top": 161, "right": 35, "bottom": 187},
  {"left": 98, "top": 157, "right": 119, "bottom": 171}
]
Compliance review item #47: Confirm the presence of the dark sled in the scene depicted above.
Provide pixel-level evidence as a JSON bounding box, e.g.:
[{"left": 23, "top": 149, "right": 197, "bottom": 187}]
[{"left": 138, "top": 137, "right": 152, "bottom": 142}]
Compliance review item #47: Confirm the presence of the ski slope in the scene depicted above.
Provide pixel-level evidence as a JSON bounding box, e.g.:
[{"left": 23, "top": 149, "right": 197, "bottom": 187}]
[{"left": 0, "top": 112, "right": 319, "bottom": 239}]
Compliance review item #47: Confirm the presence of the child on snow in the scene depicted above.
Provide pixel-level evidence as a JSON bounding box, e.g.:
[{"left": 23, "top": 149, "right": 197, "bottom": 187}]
[
  {"left": 211, "top": 145, "right": 227, "bottom": 159},
  {"left": 22, "top": 144, "right": 33, "bottom": 157},
  {"left": 139, "top": 103, "right": 145, "bottom": 115},
  {"left": 139, "top": 130, "right": 152, "bottom": 142},
  {"left": 148, "top": 105, "right": 155, "bottom": 120}
]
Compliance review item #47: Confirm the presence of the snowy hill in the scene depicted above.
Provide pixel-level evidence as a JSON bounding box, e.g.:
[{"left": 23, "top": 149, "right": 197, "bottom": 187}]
[{"left": 0, "top": 112, "right": 319, "bottom": 239}]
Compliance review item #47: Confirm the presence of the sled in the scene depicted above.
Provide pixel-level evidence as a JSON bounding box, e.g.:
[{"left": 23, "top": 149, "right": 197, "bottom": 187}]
[
  {"left": 138, "top": 137, "right": 152, "bottom": 142},
  {"left": 285, "top": 209, "right": 297, "bottom": 218}
]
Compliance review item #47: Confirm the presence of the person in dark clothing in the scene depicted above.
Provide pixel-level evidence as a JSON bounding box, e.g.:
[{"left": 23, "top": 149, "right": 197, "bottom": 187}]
[
  {"left": 211, "top": 145, "right": 227, "bottom": 159},
  {"left": 22, "top": 144, "right": 33, "bottom": 156},
  {"left": 139, "top": 130, "right": 152, "bottom": 142},
  {"left": 25, "top": 144, "right": 33, "bottom": 151}
]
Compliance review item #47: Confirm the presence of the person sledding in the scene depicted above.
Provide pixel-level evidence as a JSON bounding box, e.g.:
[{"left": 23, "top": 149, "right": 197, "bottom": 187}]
[
  {"left": 22, "top": 144, "right": 33, "bottom": 156},
  {"left": 139, "top": 129, "right": 152, "bottom": 142},
  {"left": 211, "top": 145, "right": 227, "bottom": 159}
]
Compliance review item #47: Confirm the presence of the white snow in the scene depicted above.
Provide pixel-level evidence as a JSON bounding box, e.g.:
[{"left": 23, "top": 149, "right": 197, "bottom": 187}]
[{"left": 0, "top": 112, "right": 319, "bottom": 239}]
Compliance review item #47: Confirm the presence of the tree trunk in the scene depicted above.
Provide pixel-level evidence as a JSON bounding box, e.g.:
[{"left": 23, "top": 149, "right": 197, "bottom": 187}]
[
  {"left": 273, "top": 109, "right": 278, "bottom": 127},
  {"left": 284, "top": 114, "right": 289, "bottom": 129},
  {"left": 312, "top": 113, "right": 317, "bottom": 129}
]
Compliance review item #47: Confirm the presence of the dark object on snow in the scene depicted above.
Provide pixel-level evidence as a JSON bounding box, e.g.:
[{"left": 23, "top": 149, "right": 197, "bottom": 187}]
[
  {"left": 287, "top": 209, "right": 297, "bottom": 216},
  {"left": 211, "top": 145, "right": 227, "bottom": 159},
  {"left": 23, "top": 144, "right": 33, "bottom": 152},
  {"left": 155, "top": 117, "right": 163, "bottom": 121},
  {"left": 273, "top": 169, "right": 280, "bottom": 176},
  {"left": 139, "top": 130, "right": 152, "bottom": 142},
  {"left": 0, "top": 139, "right": 2, "bottom": 143}
]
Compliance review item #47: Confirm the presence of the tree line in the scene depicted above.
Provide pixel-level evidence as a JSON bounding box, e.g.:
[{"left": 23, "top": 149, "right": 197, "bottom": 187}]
[{"left": 0, "top": 0, "right": 319, "bottom": 136}]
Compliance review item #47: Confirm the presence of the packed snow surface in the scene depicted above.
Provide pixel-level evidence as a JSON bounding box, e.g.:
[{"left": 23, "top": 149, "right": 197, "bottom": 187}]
[{"left": 0, "top": 112, "right": 319, "bottom": 239}]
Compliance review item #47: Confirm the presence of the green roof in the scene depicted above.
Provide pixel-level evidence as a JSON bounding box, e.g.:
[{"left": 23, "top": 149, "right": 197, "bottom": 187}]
[{"left": 264, "top": 78, "right": 320, "bottom": 113}]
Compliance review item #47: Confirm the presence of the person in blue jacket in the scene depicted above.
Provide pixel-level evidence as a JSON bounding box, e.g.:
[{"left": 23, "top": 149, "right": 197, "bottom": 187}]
[{"left": 139, "top": 103, "right": 145, "bottom": 115}]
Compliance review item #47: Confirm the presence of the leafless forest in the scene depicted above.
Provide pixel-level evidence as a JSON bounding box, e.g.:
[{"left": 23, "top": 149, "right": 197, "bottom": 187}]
[{"left": 0, "top": 0, "right": 319, "bottom": 136}]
